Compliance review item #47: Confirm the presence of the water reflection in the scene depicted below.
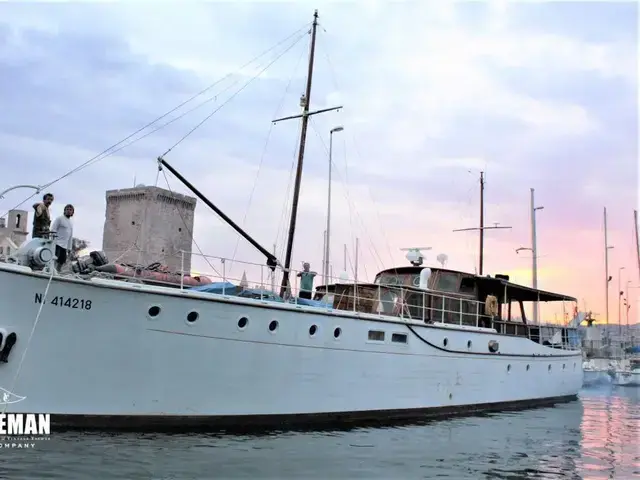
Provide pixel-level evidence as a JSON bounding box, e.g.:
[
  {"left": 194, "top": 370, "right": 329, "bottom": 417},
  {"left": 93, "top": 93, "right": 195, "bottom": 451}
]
[
  {"left": 578, "top": 387, "right": 640, "bottom": 480},
  {"left": 0, "top": 388, "right": 637, "bottom": 479}
]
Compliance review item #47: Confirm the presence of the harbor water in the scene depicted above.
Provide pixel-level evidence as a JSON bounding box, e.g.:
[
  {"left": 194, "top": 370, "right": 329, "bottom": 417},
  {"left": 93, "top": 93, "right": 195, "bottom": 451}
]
[{"left": 1, "top": 386, "right": 638, "bottom": 479}]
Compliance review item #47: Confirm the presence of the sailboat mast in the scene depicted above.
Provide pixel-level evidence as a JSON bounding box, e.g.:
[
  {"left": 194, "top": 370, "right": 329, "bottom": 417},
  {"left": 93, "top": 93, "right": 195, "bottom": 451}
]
[
  {"left": 634, "top": 209, "right": 640, "bottom": 282},
  {"left": 604, "top": 207, "right": 610, "bottom": 325},
  {"left": 479, "top": 171, "right": 485, "bottom": 275},
  {"left": 279, "top": 10, "right": 319, "bottom": 297},
  {"left": 452, "top": 171, "right": 511, "bottom": 277}
]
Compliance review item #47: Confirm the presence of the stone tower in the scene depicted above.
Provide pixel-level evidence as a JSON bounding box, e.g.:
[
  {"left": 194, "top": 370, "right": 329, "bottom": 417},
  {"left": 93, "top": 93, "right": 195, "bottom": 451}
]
[
  {"left": 102, "top": 185, "right": 197, "bottom": 273},
  {"left": 0, "top": 209, "right": 29, "bottom": 254}
]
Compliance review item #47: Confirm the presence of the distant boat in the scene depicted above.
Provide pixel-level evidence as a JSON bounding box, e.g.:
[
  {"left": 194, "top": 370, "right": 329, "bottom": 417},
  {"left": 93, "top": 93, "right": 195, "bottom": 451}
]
[{"left": 609, "top": 357, "right": 640, "bottom": 387}]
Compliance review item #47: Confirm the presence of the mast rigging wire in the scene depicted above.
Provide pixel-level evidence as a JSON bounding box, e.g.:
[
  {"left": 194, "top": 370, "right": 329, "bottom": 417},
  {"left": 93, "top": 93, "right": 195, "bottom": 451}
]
[
  {"left": 227, "top": 36, "right": 309, "bottom": 275},
  {"left": 0, "top": 21, "right": 312, "bottom": 219},
  {"left": 160, "top": 32, "right": 307, "bottom": 158}
]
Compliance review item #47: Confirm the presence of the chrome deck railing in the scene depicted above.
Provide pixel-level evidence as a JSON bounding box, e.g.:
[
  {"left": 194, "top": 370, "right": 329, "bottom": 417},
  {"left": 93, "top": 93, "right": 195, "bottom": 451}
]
[{"left": 55, "top": 247, "right": 581, "bottom": 349}]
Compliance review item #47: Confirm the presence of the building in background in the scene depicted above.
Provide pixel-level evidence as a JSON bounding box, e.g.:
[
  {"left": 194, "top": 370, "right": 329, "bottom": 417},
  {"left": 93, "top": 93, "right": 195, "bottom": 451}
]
[
  {"left": 102, "top": 185, "right": 197, "bottom": 273},
  {"left": 0, "top": 209, "right": 29, "bottom": 257}
]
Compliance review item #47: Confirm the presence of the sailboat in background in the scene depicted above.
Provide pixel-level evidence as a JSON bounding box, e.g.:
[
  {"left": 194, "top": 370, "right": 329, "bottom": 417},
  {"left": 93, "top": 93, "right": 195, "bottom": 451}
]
[{"left": 608, "top": 209, "right": 640, "bottom": 387}]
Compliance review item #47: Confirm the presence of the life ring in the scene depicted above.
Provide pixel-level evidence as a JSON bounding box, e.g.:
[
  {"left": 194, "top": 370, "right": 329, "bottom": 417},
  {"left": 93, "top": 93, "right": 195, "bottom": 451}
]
[{"left": 484, "top": 295, "right": 499, "bottom": 317}]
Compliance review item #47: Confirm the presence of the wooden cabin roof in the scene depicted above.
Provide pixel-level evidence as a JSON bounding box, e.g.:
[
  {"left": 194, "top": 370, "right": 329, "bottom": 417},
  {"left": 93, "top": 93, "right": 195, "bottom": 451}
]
[{"left": 374, "top": 265, "right": 577, "bottom": 303}]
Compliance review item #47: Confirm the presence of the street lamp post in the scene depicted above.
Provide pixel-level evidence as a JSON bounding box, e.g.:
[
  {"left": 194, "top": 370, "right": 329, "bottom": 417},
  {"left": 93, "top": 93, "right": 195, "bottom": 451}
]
[
  {"left": 324, "top": 125, "right": 343, "bottom": 286},
  {"left": 618, "top": 266, "right": 625, "bottom": 336},
  {"left": 604, "top": 207, "right": 614, "bottom": 326}
]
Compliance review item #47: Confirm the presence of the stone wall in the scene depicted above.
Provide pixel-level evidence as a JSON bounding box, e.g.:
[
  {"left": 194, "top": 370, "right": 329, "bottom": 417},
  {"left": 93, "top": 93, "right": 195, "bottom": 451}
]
[{"left": 102, "top": 186, "right": 196, "bottom": 273}]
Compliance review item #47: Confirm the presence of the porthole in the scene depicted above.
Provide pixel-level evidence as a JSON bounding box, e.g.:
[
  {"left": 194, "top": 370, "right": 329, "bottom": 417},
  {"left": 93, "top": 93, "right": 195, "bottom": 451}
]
[
  {"left": 488, "top": 340, "right": 499, "bottom": 353},
  {"left": 563, "top": 363, "right": 566, "bottom": 370},
  {"left": 186, "top": 311, "right": 199, "bottom": 323},
  {"left": 147, "top": 305, "right": 161, "bottom": 318},
  {"left": 526, "top": 364, "right": 530, "bottom": 371},
  {"left": 443, "top": 337, "right": 449, "bottom": 347},
  {"left": 573, "top": 362, "right": 576, "bottom": 370},
  {"left": 334, "top": 327, "right": 342, "bottom": 339},
  {"left": 548, "top": 364, "right": 552, "bottom": 372},
  {"left": 467, "top": 340, "right": 472, "bottom": 349},
  {"left": 237, "top": 317, "right": 248, "bottom": 330},
  {"left": 448, "top": 393, "right": 453, "bottom": 400},
  {"left": 268, "top": 320, "right": 278, "bottom": 332},
  {"left": 507, "top": 364, "right": 511, "bottom": 372},
  {"left": 309, "top": 324, "right": 318, "bottom": 337}
]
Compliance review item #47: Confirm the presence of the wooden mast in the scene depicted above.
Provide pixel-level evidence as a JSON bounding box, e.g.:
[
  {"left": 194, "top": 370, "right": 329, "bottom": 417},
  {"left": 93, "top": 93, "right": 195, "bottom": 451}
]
[
  {"left": 479, "top": 171, "right": 485, "bottom": 275},
  {"left": 453, "top": 171, "right": 511, "bottom": 276},
  {"left": 274, "top": 10, "right": 342, "bottom": 297}
]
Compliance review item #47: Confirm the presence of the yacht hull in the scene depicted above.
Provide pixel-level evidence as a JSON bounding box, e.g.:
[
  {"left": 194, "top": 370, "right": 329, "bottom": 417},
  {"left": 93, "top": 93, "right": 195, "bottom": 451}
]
[
  {"left": 582, "top": 369, "right": 611, "bottom": 387},
  {"left": 0, "top": 264, "right": 583, "bottom": 431},
  {"left": 611, "top": 371, "right": 640, "bottom": 387}
]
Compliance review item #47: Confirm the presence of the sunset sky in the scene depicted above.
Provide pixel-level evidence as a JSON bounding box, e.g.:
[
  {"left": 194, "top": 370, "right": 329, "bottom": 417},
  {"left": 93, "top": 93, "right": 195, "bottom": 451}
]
[{"left": 0, "top": 1, "right": 637, "bottom": 325}]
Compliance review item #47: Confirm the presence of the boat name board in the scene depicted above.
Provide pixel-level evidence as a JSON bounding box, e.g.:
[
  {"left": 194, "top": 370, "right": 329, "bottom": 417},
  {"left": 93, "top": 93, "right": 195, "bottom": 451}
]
[{"left": 34, "top": 293, "right": 92, "bottom": 311}]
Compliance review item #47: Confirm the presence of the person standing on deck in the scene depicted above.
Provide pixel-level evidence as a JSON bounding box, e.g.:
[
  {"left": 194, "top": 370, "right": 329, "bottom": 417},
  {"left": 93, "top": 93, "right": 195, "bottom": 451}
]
[
  {"left": 297, "top": 262, "right": 317, "bottom": 300},
  {"left": 32, "top": 192, "right": 54, "bottom": 238},
  {"left": 50, "top": 204, "right": 74, "bottom": 270}
]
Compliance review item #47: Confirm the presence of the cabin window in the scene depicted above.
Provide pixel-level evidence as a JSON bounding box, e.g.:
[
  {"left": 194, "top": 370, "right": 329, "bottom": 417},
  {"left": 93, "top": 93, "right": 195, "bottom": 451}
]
[
  {"left": 14, "top": 214, "right": 21, "bottom": 229},
  {"left": 378, "top": 290, "right": 400, "bottom": 315},
  {"left": 405, "top": 292, "right": 424, "bottom": 320},
  {"left": 375, "top": 274, "right": 401, "bottom": 285},
  {"left": 368, "top": 330, "right": 385, "bottom": 341},
  {"left": 376, "top": 272, "right": 422, "bottom": 287},
  {"left": 461, "top": 299, "right": 478, "bottom": 326},
  {"left": 459, "top": 277, "right": 475, "bottom": 295},
  {"left": 436, "top": 272, "right": 460, "bottom": 293},
  {"left": 391, "top": 333, "right": 407, "bottom": 344},
  {"left": 0, "top": 247, "right": 3, "bottom": 255},
  {"left": 320, "top": 293, "right": 335, "bottom": 306}
]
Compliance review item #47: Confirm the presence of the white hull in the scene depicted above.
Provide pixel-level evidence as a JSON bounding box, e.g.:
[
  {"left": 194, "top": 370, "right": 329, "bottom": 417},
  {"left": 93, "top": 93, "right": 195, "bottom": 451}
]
[
  {"left": 582, "top": 369, "right": 611, "bottom": 387},
  {"left": 0, "top": 264, "right": 582, "bottom": 429},
  {"left": 611, "top": 370, "right": 640, "bottom": 387}
]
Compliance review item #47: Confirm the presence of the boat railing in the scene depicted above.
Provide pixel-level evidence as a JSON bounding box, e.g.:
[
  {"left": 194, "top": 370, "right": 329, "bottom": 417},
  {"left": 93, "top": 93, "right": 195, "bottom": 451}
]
[{"left": 67, "top": 247, "right": 578, "bottom": 348}]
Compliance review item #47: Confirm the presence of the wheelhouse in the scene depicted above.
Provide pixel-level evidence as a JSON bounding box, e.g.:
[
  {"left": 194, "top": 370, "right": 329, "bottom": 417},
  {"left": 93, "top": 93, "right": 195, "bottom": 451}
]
[{"left": 314, "top": 265, "right": 579, "bottom": 348}]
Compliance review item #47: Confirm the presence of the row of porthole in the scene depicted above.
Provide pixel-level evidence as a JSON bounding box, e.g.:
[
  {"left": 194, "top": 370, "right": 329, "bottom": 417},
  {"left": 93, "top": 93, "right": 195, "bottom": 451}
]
[
  {"left": 149, "top": 305, "right": 201, "bottom": 323},
  {"left": 245, "top": 317, "right": 343, "bottom": 339},
  {"left": 506, "top": 363, "right": 575, "bottom": 372},
  {"left": 147, "top": 308, "right": 579, "bottom": 365},
  {"left": 148, "top": 306, "right": 345, "bottom": 338},
  {"left": 443, "top": 338, "right": 475, "bottom": 349}
]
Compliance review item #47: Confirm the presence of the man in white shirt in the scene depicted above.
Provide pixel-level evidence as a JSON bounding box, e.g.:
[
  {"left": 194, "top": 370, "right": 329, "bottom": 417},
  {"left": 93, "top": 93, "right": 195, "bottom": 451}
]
[{"left": 51, "top": 204, "right": 74, "bottom": 270}]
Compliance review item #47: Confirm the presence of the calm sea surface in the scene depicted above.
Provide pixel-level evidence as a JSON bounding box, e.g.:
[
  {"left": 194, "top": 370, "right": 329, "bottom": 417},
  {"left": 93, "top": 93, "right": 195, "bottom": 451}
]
[{"left": 1, "top": 386, "right": 638, "bottom": 479}]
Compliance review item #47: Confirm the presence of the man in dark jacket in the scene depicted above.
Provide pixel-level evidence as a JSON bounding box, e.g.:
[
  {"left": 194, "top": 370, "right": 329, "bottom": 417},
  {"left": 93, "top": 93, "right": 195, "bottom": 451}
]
[{"left": 32, "top": 193, "right": 54, "bottom": 238}]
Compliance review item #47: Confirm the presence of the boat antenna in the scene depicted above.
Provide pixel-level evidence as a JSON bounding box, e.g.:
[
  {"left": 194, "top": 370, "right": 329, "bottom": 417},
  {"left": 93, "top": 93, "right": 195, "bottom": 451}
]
[
  {"left": 399, "top": 247, "right": 432, "bottom": 266},
  {"left": 452, "top": 171, "right": 512, "bottom": 275},
  {"left": 273, "top": 10, "right": 342, "bottom": 297}
]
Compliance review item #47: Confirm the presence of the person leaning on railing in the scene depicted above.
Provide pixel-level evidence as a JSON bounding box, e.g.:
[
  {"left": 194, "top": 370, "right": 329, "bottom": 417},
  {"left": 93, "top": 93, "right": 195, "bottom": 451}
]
[{"left": 297, "top": 262, "right": 317, "bottom": 300}]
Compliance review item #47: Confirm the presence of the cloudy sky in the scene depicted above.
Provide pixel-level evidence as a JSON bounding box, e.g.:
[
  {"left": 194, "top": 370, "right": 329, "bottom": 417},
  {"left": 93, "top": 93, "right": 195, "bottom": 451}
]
[{"left": 0, "top": 1, "right": 637, "bottom": 323}]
